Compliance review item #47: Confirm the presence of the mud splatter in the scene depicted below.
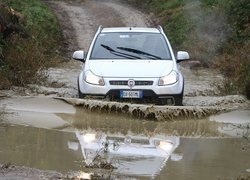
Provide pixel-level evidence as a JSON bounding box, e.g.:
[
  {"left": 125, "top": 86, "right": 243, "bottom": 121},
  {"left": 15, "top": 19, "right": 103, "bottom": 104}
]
[{"left": 58, "top": 97, "right": 231, "bottom": 121}]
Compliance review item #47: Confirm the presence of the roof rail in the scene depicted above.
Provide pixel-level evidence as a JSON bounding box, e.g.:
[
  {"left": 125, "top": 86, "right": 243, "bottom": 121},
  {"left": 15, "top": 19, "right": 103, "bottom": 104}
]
[
  {"left": 157, "top": 25, "right": 164, "bottom": 33},
  {"left": 97, "top": 25, "right": 103, "bottom": 33}
]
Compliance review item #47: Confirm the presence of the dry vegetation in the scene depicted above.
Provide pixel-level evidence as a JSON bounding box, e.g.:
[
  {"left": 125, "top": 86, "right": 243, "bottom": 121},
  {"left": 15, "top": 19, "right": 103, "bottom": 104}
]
[{"left": 129, "top": 0, "right": 249, "bottom": 99}]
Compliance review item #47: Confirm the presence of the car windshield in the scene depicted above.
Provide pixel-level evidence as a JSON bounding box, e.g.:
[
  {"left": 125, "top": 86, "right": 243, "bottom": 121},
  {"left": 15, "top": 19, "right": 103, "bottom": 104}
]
[{"left": 90, "top": 32, "right": 172, "bottom": 60}]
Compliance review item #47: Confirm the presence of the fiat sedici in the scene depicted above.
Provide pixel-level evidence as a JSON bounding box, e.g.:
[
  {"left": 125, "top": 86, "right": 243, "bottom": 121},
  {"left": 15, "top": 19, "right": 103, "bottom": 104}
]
[{"left": 73, "top": 26, "right": 189, "bottom": 105}]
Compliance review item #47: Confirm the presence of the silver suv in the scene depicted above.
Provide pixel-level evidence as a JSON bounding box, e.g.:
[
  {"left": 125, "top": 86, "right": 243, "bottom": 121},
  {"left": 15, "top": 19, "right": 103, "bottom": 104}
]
[{"left": 73, "top": 26, "right": 189, "bottom": 105}]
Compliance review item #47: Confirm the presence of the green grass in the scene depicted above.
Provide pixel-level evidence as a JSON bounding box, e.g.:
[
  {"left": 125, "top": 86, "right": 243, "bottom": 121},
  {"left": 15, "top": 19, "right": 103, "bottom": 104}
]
[
  {"left": 146, "top": 0, "right": 185, "bottom": 12},
  {"left": 0, "top": 0, "right": 62, "bottom": 88},
  {"left": 136, "top": 0, "right": 189, "bottom": 49},
  {"left": 2, "top": 0, "right": 61, "bottom": 53},
  {"left": 164, "top": 11, "right": 194, "bottom": 50}
]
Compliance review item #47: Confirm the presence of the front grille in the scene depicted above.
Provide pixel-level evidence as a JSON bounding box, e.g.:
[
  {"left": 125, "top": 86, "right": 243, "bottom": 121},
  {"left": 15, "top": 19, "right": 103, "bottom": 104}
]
[{"left": 110, "top": 80, "right": 153, "bottom": 86}]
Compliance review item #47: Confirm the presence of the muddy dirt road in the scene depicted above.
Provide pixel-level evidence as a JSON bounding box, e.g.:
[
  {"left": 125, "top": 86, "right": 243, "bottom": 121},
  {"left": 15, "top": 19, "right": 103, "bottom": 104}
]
[{"left": 0, "top": 0, "right": 250, "bottom": 179}]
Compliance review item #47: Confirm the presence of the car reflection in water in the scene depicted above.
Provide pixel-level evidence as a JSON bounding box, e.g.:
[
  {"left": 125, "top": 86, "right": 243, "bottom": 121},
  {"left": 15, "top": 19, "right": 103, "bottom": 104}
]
[{"left": 68, "top": 130, "right": 181, "bottom": 177}]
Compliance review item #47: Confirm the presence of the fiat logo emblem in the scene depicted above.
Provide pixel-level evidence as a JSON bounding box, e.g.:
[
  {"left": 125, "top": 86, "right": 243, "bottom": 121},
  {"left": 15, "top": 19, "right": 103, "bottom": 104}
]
[{"left": 128, "top": 79, "right": 135, "bottom": 89}]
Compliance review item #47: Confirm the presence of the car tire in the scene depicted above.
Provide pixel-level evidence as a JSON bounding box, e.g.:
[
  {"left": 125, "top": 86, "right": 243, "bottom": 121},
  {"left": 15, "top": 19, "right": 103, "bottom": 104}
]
[
  {"left": 77, "top": 77, "right": 85, "bottom": 98},
  {"left": 174, "top": 95, "right": 183, "bottom": 106},
  {"left": 174, "top": 86, "right": 184, "bottom": 106},
  {"left": 155, "top": 99, "right": 165, "bottom": 106}
]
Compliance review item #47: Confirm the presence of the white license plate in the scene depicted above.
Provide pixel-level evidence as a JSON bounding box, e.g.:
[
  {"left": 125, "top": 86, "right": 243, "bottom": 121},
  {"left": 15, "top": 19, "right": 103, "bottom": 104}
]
[{"left": 120, "top": 90, "right": 143, "bottom": 98}]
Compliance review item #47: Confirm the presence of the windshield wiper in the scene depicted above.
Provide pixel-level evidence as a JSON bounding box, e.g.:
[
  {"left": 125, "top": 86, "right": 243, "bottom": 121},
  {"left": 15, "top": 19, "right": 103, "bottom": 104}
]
[
  {"left": 117, "top": 47, "right": 162, "bottom": 60},
  {"left": 101, "top": 44, "right": 141, "bottom": 59}
]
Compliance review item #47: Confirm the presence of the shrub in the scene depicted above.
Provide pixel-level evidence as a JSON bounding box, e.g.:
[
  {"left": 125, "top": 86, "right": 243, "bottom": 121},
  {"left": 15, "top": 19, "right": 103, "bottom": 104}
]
[
  {"left": 3, "top": 35, "right": 50, "bottom": 86},
  {"left": 223, "top": 0, "right": 250, "bottom": 42},
  {"left": 128, "top": 0, "right": 250, "bottom": 98},
  {"left": 214, "top": 42, "right": 250, "bottom": 97},
  {"left": 164, "top": 11, "right": 193, "bottom": 50},
  {"left": 130, "top": 0, "right": 193, "bottom": 50},
  {"left": 2, "top": 0, "right": 62, "bottom": 54},
  {"left": 0, "top": 0, "right": 62, "bottom": 89}
]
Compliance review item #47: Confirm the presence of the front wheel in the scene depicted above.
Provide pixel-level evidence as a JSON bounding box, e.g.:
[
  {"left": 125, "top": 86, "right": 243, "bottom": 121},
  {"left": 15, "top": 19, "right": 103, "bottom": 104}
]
[
  {"left": 155, "top": 97, "right": 183, "bottom": 106},
  {"left": 78, "top": 88, "right": 85, "bottom": 98},
  {"left": 174, "top": 86, "right": 184, "bottom": 106},
  {"left": 77, "top": 77, "right": 85, "bottom": 98},
  {"left": 174, "top": 95, "right": 183, "bottom": 106}
]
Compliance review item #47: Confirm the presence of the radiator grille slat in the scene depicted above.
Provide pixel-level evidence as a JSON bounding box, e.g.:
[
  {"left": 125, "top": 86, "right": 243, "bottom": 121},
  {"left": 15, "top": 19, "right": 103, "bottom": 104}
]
[{"left": 110, "top": 81, "right": 153, "bottom": 86}]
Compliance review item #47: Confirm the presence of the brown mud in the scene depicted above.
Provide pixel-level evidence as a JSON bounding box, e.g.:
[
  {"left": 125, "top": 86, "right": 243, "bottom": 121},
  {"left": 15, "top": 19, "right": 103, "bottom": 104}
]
[{"left": 59, "top": 97, "right": 231, "bottom": 121}]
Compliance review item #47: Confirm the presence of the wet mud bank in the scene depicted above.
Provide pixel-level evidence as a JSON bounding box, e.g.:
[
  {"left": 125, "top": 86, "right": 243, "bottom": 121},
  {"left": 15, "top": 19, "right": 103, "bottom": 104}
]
[{"left": 58, "top": 97, "right": 247, "bottom": 121}]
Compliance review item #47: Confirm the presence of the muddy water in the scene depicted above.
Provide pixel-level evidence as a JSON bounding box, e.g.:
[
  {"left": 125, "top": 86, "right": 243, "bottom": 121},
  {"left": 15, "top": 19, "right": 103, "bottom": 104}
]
[
  {"left": 0, "top": 97, "right": 250, "bottom": 179},
  {"left": 0, "top": 124, "right": 249, "bottom": 179},
  {"left": 211, "top": 110, "right": 250, "bottom": 138}
]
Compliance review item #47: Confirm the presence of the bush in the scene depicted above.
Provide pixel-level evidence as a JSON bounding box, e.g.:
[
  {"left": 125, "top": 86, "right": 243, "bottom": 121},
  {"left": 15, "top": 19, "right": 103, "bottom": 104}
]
[
  {"left": 0, "top": 0, "right": 62, "bottom": 89},
  {"left": 224, "top": 0, "right": 250, "bottom": 42},
  {"left": 214, "top": 42, "right": 250, "bottom": 97},
  {"left": 2, "top": 0, "right": 62, "bottom": 54},
  {"left": 164, "top": 11, "right": 193, "bottom": 50},
  {"left": 212, "top": 0, "right": 250, "bottom": 98},
  {"left": 128, "top": 0, "right": 250, "bottom": 98},
  {"left": 2, "top": 35, "right": 51, "bottom": 87},
  {"left": 127, "top": 0, "right": 198, "bottom": 52}
]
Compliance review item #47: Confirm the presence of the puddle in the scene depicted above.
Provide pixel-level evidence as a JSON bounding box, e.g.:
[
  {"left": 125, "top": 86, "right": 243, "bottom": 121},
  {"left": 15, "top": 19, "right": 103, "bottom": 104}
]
[
  {"left": 0, "top": 96, "right": 249, "bottom": 179},
  {"left": 158, "top": 137, "right": 250, "bottom": 180},
  {"left": 210, "top": 110, "right": 250, "bottom": 124},
  {"left": 0, "top": 124, "right": 249, "bottom": 179},
  {"left": 210, "top": 110, "right": 250, "bottom": 138},
  {"left": 0, "top": 96, "right": 224, "bottom": 137},
  {"left": 0, "top": 96, "right": 75, "bottom": 114},
  {"left": 0, "top": 96, "right": 74, "bottom": 129}
]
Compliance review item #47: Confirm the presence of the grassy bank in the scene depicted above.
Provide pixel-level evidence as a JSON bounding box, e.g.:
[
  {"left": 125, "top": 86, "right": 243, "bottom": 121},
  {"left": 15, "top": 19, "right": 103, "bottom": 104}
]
[
  {"left": 129, "top": 0, "right": 250, "bottom": 98},
  {"left": 0, "top": 0, "right": 62, "bottom": 89}
]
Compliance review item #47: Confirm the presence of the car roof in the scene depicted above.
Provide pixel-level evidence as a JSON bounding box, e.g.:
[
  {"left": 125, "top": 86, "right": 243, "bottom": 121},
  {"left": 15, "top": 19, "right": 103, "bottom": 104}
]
[{"left": 101, "top": 27, "right": 161, "bottom": 33}]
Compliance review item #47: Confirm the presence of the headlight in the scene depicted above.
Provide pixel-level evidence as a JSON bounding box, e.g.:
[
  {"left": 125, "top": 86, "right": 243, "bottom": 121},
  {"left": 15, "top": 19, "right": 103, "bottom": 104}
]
[
  {"left": 158, "top": 71, "right": 179, "bottom": 86},
  {"left": 84, "top": 71, "right": 104, "bottom": 86}
]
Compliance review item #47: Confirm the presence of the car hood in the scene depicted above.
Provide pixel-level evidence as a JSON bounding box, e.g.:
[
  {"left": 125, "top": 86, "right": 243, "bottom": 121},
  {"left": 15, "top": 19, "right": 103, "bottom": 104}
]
[{"left": 88, "top": 60, "right": 174, "bottom": 78}]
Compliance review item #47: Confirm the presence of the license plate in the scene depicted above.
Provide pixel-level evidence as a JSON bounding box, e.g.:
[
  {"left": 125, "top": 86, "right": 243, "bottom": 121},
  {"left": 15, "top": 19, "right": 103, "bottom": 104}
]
[{"left": 120, "top": 90, "right": 143, "bottom": 98}]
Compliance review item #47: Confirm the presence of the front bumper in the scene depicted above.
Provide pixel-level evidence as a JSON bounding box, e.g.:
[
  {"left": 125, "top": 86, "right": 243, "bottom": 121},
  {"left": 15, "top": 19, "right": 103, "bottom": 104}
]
[{"left": 78, "top": 72, "right": 184, "bottom": 98}]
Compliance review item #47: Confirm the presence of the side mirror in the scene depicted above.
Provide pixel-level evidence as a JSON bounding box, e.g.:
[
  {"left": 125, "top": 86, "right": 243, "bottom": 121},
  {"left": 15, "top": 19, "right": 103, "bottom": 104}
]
[
  {"left": 72, "top": 50, "right": 85, "bottom": 62},
  {"left": 176, "top": 51, "right": 190, "bottom": 63}
]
